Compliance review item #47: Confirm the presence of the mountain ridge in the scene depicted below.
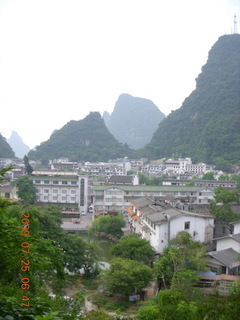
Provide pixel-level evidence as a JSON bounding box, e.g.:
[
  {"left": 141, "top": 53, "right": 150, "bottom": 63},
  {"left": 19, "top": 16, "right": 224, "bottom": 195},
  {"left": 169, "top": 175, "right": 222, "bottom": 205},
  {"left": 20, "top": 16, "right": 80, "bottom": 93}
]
[
  {"left": 104, "top": 93, "right": 165, "bottom": 149},
  {"left": 142, "top": 34, "right": 240, "bottom": 167},
  {"left": 7, "top": 131, "right": 30, "bottom": 159},
  {"left": 28, "top": 112, "right": 136, "bottom": 162}
]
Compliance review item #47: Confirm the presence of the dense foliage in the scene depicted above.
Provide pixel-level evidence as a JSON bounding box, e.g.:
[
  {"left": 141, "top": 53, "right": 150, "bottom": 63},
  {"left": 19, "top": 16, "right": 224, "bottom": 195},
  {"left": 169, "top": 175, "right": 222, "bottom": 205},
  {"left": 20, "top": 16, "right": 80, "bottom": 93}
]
[
  {"left": 104, "top": 257, "right": 153, "bottom": 297},
  {"left": 210, "top": 187, "right": 240, "bottom": 224},
  {"left": 88, "top": 213, "right": 125, "bottom": 237},
  {"left": 135, "top": 231, "right": 240, "bottom": 319},
  {"left": 0, "top": 168, "right": 100, "bottom": 319},
  {"left": 111, "top": 233, "right": 155, "bottom": 265},
  {"left": 142, "top": 34, "right": 240, "bottom": 167},
  {"left": 14, "top": 175, "right": 37, "bottom": 203},
  {"left": 28, "top": 112, "right": 136, "bottom": 162},
  {"left": 136, "top": 284, "right": 240, "bottom": 320},
  {"left": 0, "top": 133, "right": 15, "bottom": 158}
]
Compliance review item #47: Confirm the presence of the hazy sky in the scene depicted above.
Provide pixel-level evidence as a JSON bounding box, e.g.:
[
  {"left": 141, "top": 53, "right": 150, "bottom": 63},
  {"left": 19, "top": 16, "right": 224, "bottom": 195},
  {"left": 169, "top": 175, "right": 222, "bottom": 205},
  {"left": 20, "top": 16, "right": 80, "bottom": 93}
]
[{"left": 0, "top": 0, "right": 239, "bottom": 149}]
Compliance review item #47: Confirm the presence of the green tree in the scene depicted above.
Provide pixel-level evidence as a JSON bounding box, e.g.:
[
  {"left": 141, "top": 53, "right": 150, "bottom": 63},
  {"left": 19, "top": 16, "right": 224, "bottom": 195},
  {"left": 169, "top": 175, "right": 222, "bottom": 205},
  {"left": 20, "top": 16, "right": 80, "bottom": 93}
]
[
  {"left": 0, "top": 168, "right": 88, "bottom": 319},
  {"left": 202, "top": 171, "right": 215, "bottom": 180},
  {"left": 111, "top": 233, "right": 155, "bottom": 265},
  {"left": 155, "top": 232, "right": 207, "bottom": 289},
  {"left": 154, "top": 246, "right": 184, "bottom": 289},
  {"left": 210, "top": 187, "right": 240, "bottom": 223},
  {"left": 14, "top": 175, "right": 36, "bottom": 203},
  {"left": 23, "top": 155, "right": 33, "bottom": 175},
  {"left": 104, "top": 257, "right": 153, "bottom": 297},
  {"left": 89, "top": 213, "right": 125, "bottom": 237},
  {"left": 230, "top": 174, "right": 240, "bottom": 191}
]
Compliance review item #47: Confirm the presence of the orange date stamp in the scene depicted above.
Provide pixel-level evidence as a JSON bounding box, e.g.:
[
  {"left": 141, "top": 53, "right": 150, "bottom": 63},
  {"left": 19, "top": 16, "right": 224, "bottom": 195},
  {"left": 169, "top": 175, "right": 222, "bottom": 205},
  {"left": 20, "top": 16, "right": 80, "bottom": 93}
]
[{"left": 20, "top": 212, "right": 30, "bottom": 307}]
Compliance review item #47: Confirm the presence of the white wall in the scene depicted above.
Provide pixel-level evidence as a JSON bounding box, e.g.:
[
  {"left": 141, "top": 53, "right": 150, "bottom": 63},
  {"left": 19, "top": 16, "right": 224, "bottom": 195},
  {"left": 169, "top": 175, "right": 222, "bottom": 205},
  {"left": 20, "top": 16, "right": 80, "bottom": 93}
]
[
  {"left": 147, "top": 215, "right": 214, "bottom": 253},
  {"left": 216, "top": 237, "right": 240, "bottom": 253},
  {"left": 233, "top": 222, "right": 240, "bottom": 234}
]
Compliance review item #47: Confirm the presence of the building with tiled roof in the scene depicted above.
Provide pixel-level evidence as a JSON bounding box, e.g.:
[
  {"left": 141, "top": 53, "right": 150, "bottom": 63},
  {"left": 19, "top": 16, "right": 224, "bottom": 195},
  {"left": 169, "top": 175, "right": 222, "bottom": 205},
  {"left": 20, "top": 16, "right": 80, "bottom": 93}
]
[{"left": 126, "top": 196, "right": 214, "bottom": 253}]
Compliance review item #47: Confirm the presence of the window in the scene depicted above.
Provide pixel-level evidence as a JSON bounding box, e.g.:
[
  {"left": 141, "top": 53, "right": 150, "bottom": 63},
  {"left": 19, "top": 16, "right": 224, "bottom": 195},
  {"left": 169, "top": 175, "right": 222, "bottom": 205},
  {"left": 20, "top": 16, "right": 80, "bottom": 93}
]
[
  {"left": 71, "top": 181, "right": 77, "bottom": 185},
  {"left": 44, "top": 180, "right": 50, "bottom": 184},
  {"left": 71, "top": 197, "right": 76, "bottom": 201},
  {"left": 5, "top": 193, "right": 10, "bottom": 198},
  {"left": 44, "top": 189, "right": 49, "bottom": 193},
  {"left": 62, "top": 196, "right": 67, "bottom": 201},
  {"left": 53, "top": 181, "right": 59, "bottom": 184},
  {"left": 62, "top": 181, "right": 68, "bottom": 185},
  {"left": 71, "top": 190, "right": 76, "bottom": 194},
  {"left": 62, "top": 190, "right": 67, "bottom": 194},
  {"left": 53, "top": 189, "right": 58, "bottom": 193},
  {"left": 44, "top": 196, "right": 49, "bottom": 200},
  {"left": 184, "top": 221, "right": 190, "bottom": 230},
  {"left": 35, "top": 180, "right": 40, "bottom": 184},
  {"left": 80, "top": 178, "right": 85, "bottom": 206},
  {"left": 53, "top": 196, "right": 58, "bottom": 200}
]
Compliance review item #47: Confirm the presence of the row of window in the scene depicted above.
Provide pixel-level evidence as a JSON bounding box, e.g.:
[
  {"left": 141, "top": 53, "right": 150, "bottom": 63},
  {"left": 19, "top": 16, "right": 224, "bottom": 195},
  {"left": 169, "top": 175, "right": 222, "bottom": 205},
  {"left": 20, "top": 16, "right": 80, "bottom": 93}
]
[
  {"left": 34, "top": 180, "right": 77, "bottom": 185},
  {"left": 37, "top": 189, "right": 77, "bottom": 194},
  {"left": 105, "top": 197, "right": 123, "bottom": 202},
  {"left": 95, "top": 190, "right": 212, "bottom": 197},
  {"left": 38, "top": 196, "right": 77, "bottom": 201}
]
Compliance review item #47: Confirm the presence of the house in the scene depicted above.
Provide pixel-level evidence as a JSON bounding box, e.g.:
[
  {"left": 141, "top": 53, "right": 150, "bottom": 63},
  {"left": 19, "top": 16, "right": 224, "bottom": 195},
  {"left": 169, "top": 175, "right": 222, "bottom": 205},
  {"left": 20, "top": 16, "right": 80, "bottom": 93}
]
[
  {"left": 207, "top": 248, "right": 240, "bottom": 276},
  {"left": 0, "top": 183, "right": 18, "bottom": 201},
  {"left": 214, "top": 233, "right": 240, "bottom": 252},
  {"left": 126, "top": 196, "right": 214, "bottom": 253},
  {"left": 200, "top": 216, "right": 240, "bottom": 293}
]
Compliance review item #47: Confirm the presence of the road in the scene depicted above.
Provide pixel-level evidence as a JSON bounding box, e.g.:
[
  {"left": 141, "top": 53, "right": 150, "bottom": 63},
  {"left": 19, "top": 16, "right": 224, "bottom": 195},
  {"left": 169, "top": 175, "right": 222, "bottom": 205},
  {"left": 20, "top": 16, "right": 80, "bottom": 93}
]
[{"left": 61, "top": 212, "right": 93, "bottom": 232}]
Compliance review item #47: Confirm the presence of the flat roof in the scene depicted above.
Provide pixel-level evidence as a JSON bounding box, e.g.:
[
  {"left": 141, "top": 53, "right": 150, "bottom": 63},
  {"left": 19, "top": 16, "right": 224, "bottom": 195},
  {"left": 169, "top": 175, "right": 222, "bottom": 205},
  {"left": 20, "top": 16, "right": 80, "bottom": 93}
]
[
  {"left": 93, "top": 185, "right": 215, "bottom": 192},
  {"left": 32, "top": 171, "right": 78, "bottom": 176}
]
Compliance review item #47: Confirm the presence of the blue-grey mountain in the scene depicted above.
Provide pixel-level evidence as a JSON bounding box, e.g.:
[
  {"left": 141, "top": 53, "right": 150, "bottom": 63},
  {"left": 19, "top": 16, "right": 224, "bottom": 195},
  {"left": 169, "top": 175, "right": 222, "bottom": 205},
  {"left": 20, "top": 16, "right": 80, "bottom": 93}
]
[
  {"left": 7, "top": 131, "right": 30, "bottom": 159},
  {"left": 104, "top": 94, "right": 165, "bottom": 149}
]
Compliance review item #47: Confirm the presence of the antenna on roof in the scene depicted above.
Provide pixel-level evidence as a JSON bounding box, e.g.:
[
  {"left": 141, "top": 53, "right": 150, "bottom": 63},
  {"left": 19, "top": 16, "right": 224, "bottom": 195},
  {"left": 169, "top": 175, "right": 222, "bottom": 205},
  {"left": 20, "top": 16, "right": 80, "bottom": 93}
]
[{"left": 233, "top": 13, "right": 237, "bottom": 34}]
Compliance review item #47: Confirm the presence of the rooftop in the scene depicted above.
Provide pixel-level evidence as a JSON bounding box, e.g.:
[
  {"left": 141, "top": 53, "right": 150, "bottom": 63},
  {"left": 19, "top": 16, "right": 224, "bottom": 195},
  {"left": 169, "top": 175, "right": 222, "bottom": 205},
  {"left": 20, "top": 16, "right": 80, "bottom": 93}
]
[{"left": 208, "top": 248, "right": 240, "bottom": 269}]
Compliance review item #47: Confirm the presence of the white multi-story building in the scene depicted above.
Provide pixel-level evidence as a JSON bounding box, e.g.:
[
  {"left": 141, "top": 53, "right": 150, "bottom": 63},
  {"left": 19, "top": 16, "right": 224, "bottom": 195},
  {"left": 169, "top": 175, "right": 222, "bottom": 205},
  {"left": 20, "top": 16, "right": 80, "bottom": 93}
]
[
  {"left": 81, "top": 162, "right": 127, "bottom": 177},
  {"left": 164, "top": 158, "right": 210, "bottom": 175},
  {"left": 93, "top": 185, "right": 215, "bottom": 212},
  {"left": 127, "top": 196, "right": 214, "bottom": 253},
  {"left": 32, "top": 171, "right": 89, "bottom": 214},
  {"left": 141, "top": 164, "right": 163, "bottom": 175}
]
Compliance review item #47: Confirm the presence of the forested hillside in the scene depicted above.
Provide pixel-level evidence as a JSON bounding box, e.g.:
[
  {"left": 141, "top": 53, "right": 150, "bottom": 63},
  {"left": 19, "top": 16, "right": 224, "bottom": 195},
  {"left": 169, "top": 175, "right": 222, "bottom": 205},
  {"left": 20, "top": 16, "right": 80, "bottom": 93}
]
[
  {"left": 0, "top": 134, "right": 15, "bottom": 158},
  {"left": 142, "top": 34, "right": 240, "bottom": 166},
  {"left": 28, "top": 112, "right": 136, "bottom": 162}
]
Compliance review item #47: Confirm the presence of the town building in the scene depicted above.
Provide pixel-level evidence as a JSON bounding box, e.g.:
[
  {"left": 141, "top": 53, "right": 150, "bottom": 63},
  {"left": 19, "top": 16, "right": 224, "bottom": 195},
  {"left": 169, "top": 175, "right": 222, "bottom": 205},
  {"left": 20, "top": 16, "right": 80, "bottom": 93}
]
[
  {"left": 0, "top": 183, "right": 18, "bottom": 200},
  {"left": 32, "top": 171, "right": 89, "bottom": 214},
  {"left": 107, "top": 175, "right": 139, "bottom": 185},
  {"left": 162, "top": 179, "right": 237, "bottom": 189},
  {"left": 92, "top": 185, "right": 215, "bottom": 212},
  {"left": 126, "top": 196, "right": 214, "bottom": 253}
]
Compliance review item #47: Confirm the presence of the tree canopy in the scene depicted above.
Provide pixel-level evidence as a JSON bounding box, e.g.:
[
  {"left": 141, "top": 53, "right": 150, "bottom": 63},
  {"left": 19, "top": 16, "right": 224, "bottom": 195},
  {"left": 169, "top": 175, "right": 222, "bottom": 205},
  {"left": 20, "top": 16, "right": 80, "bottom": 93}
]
[
  {"left": 104, "top": 257, "right": 153, "bottom": 297},
  {"left": 111, "top": 233, "right": 155, "bottom": 265},
  {"left": 89, "top": 213, "right": 125, "bottom": 237}
]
